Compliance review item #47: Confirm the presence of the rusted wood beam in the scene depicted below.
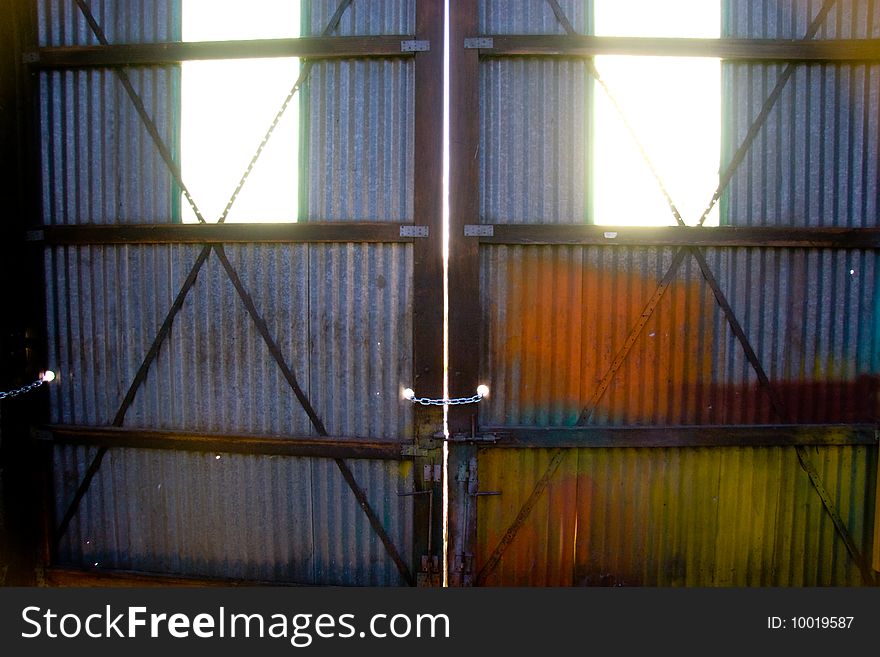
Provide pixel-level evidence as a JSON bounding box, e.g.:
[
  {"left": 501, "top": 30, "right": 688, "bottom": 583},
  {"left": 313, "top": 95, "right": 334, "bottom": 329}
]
[
  {"left": 472, "top": 224, "right": 880, "bottom": 249},
  {"left": 29, "top": 223, "right": 421, "bottom": 245},
  {"left": 472, "top": 424, "right": 878, "bottom": 448},
  {"left": 36, "top": 425, "right": 410, "bottom": 461}
]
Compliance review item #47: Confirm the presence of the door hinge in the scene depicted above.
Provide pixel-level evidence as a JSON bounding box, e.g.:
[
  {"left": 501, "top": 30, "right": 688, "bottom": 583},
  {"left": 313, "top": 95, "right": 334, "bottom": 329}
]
[
  {"left": 400, "top": 225, "right": 429, "bottom": 238},
  {"left": 464, "top": 37, "right": 493, "bottom": 49},
  {"left": 464, "top": 224, "right": 493, "bottom": 237},
  {"left": 401, "top": 40, "right": 430, "bottom": 52}
]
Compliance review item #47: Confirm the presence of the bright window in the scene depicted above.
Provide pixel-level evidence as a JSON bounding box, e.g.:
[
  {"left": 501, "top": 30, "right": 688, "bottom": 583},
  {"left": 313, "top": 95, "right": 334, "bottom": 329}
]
[
  {"left": 592, "top": 0, "right": 720, "bottom": 226},
  {"left": 181, "top": 0, "right": 300, "bottom": 223}
]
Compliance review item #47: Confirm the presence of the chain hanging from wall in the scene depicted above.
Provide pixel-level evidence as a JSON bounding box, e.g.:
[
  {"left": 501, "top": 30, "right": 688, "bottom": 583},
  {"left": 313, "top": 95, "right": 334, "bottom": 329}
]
[{"left": 0, "top": 371, "right": 55, "bottom": 401}]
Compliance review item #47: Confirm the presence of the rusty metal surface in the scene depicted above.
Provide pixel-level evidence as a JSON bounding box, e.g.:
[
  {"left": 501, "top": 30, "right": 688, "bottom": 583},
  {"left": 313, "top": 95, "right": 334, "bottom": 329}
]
[
  {"left": 475, "top": 444, "right": 876, "bottom": 586},
  {"left": 480, "top": 244, "right": 877, "bottom": 426}
]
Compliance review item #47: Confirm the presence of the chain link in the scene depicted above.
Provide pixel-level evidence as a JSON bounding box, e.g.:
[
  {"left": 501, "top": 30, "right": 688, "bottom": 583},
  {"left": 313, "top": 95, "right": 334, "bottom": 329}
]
[
  {"left": 0, "top": 378, "right": 47, "bottom": 401},
  {"left": 406, "top": 393, "right": 485, "bottom": 407}
]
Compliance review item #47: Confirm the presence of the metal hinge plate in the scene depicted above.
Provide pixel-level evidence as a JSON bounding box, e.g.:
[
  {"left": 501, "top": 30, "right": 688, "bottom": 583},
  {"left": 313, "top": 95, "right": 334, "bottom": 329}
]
[
  {"left": 400, "top": 225, "right": 429, "bottom": 238},
  {"left": 401, "top": 40, "right": 430, "bottom": 52},
  {"left": 464, "top": 37, "right": 494, "bottom": 49},
  {"left": 464, "top": 224, "right": 494, "bottom": 237},
  {"left": 22, "top": 52, "right": 39, "bottom": 64}
]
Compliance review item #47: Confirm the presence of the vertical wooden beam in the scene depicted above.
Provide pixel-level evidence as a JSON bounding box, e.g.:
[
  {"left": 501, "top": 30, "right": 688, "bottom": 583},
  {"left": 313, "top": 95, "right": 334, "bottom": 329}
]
[
  {"left": 873, "top": 442, "right": 880, "bottom": 574},
  {"left": 447, "top": 0, "right": 481, "bottom": 585},
  {"left": 411, "top": 0, "right": 446, "bottom": 584},
  {"left": 0, "top": 0, "right": 44, "bottom": 585}
]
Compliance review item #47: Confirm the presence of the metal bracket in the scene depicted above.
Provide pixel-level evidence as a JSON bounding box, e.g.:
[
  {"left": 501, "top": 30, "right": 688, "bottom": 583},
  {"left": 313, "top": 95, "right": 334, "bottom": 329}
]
[
  {"left": 464, "top": 224, "right": 493, "bottom": 237},
  {"left": 400, "top": 225, "right": 429, "bottom": 238},
  {"left": 401, "top": 40, "right": 430, "bottom": 52},
  {"left": 22, "top": 52, "right": 39, "bottom": 64},
  {"left": 25, "top": 230, "right": 45, "bottom": 242},
  {"left": 464, "top": 37, "right": 494, "bottom": 49},
  {"left": 423, "top": 463, "right": 443, "bottom": 482}
]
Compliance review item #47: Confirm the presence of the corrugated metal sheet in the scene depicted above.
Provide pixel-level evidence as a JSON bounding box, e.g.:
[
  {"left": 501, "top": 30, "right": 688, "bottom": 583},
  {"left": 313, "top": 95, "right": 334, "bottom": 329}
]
[
  {"left": 307, "top": 0, "right": 414, "bottom": 36},
  {"left": 309, "top": 244, "right": 413, "bottom": 439},
  {"left": 471, "top": 1, "right": 879, "bottom": 588},
  {"left": 54, "top": 445, "right": 413, "bottom": 585},
  {"left": 722, "top": 0, "right": 880, "bottom": 227},
  {"left": 480, "top": 245, "right": 877, "bottom": 426},
  {"left": 475, "top": 444, "right": 876, "bottom": 586},
  {"left": 478, "top": 0, "right": 590, "bottom": 34},
  {"left": 480, "top": 59, "right": 591, "bottom": 224},
  {"left": 41, "top": 1, "right": 418, "bottom": 583},
  {"left": 705, "top": 247, "right": 878, "bottom": 424},
  {"left": 305, "top": 59, "right": 414, "bottom": 221},
  {"left": 478, "top": 1, "right": 589, "bottom": 224},
  {"left": 45, "top": 240, "right": 414, "bottom": 581},
  {"left": 39, "top": 0, "right": 179, "bottom": 225},
  {"left": 40, "top": 68, "right": 179, "bottom": 225},
  {"left": 303, "top": 4, "right": 414, "bottom": 222},
  {"left": 37, "top": 0, "right": 179, "bottom": 47}
]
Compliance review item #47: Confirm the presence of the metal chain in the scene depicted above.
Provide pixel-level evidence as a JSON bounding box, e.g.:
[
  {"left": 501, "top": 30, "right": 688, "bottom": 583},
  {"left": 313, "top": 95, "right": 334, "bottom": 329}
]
[
  {"left": 0, "top": 378, "right": 47, "bottom": 401},
  {"left": 545, "top": 0, "right": 687, "bottom": 227},
  {"left": 217, "top": 0, "right": 355, "bottom": 223},
  {"left": 406, "top": 393, "right": 485, "bottom": 406}
]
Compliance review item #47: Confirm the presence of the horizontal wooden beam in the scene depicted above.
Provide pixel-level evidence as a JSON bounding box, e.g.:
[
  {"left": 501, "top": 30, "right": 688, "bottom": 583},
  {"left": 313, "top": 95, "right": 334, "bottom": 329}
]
[
  {"left": 466, "top": 424, "right": 877, "bottom": 448},
  {"left": 29, "top": 35, "right": 415, "bottom": 68},
  {"left": 473, "top": 224, "right": 880, "bottom": 249},
  {"left": 29, "top": 224, "right": 880, "bottom": 248},
  {"left": 471, "top": 35, "right": 880, "bottom": 62},
  {"left": 44, "top": 566, "right": 277, "bottom": 587},
  {"left": 36, "top": 425, "right": 411, "bottom": 461},
  {"left": 28, "top": 222, "right": 421, "bottom": 245}
]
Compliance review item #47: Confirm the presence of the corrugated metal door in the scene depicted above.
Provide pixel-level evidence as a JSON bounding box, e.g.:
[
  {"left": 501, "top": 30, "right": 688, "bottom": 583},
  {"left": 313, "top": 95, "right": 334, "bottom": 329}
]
[
  {"left": 34, "top": 0, "right": 445, "bottom": 585},
  {"left": 448, "top": 0, "right": 879, "bottom": 586}
]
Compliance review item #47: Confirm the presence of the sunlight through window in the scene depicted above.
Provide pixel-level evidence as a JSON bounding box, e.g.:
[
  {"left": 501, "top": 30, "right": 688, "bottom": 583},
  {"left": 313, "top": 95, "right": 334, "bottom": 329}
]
[
  {"left": 592, "top": 0, "right": 720, "bottom": 226},
  {"left": 181, "top": 0, "right": 300, "bottom": 223}
]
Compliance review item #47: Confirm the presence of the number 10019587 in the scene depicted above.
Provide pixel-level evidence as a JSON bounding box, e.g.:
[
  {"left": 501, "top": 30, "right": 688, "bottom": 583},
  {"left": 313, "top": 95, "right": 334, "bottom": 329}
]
[{"left": 767, "top": 616, "right": 853, "bottom": 629}]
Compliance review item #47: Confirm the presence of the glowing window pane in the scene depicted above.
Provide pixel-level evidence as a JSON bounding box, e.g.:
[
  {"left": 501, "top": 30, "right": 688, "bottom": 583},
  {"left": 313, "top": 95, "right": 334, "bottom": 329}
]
[
  {"left": 181, "top": 0, "right": 300, "bottom": 223},
  {"left": 593, "top": 0, "right": 720, "bottom": 226}
]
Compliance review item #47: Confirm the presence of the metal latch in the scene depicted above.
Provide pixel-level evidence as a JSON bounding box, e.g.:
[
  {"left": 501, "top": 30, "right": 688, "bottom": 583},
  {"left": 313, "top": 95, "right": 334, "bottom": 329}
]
[
  {"left": 464, "top": 224, "right": 493, "bottom": 237},
  {"left": 400, "top": 225, "right": 429, "bottom": 238},
  {"left": 401, "top": 40, "right": 430, "bottom": 52},
  {"left": 448, "top": 432, "right": 498, "bottom": 444},
  {"left": 464, "top": 37, "right": 494, "bottom": 49}
]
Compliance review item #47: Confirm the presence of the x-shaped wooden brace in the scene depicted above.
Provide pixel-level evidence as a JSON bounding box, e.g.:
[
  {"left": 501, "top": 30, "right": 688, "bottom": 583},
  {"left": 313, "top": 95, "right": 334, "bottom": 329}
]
[
  {"left": 477, "top": 0, "right": 875, "bottom": 586},
  {"left": 54, "top": 0, "right": 414, "bottom": 586}
]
